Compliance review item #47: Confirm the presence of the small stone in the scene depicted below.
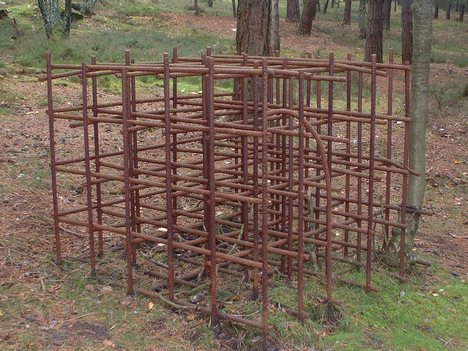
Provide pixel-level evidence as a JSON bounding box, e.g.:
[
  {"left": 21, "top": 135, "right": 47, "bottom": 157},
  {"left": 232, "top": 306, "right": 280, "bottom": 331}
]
[
  {"left": 101, "top": 286, "right": 113, "bottom": 295},
  {"left": 85, "top": 284, "right": 95, "bottom": 292}
]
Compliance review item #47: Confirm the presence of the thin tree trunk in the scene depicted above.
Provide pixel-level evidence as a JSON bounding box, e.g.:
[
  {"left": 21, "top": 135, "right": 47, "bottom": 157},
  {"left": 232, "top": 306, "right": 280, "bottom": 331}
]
[
  {"left": 272, "top": 0, "right": 280, "bottom": 55},
  {"left": 401, "top": 0, "right": 413, "bottom": 63},
  {"left": 446, "top": 0, "right": 452, "bottom": 19},
  {"left": 365, "top": 0, "right": 384, "bottom": 62},
  {"left": 298, "top": 0, "right": 317, "bottom": 35},
  {"left": 385, "top": 0, "right": 432, "bottom": 266},
  {"left": 232, "top": 0, "right": 236, "bottom": 17},
  {"left": 286, "top": 0, "right": 301, "bottom": 22},
  {"left": 383, "top": 0, "right": 392, "bottom": 30},
  {"left": 343, "top": 0, "right": 352, "bottom": 24},
  {"left": 358, "top": 0, "right": 367, "bottom": 38},
  {"left": 207, "top": 0, "right": 213, "bottom": 8},
  {"left": 434, "top": 0, "right": 439, "bottom": 19},
  {"left": 62, "top": 0, "right": 72, "bottom": 37},
  {"left": 323, "top": 0, "right": 330, "bottom": 13},
  {"left": 459, "top": 4, "right": 465, "bottom": 21},
  {"left": 194, "top": 0, "right": 200, "bottom": 15}
]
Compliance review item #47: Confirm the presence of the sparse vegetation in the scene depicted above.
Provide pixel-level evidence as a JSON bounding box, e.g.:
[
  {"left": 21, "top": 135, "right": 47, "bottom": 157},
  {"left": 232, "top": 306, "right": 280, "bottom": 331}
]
[{"left": 0, "top": 1, "right": 466, "bottom": 350}]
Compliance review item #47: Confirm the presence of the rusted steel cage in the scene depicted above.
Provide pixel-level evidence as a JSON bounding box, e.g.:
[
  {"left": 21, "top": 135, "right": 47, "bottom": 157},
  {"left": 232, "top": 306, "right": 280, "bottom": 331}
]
[{"left": 45, "top": 48, "right": 414, "bottom": 332}]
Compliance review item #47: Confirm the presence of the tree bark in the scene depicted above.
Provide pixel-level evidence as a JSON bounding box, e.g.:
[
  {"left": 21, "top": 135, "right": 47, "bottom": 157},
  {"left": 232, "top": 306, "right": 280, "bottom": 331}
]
[
  {"left": 385, "top": 0, "right": 432, "bottom": 266},
  {"left": 37, "top": 0, "right": 64, "bottom": 38},
  {"left": 323, "top": 0, "right": 330, "bottom": 13},
  {"left": 434, "top": 0, "right": 439, "bottom": 19},
  {"left": 286, "top": 0, "right": 301, "bottom": 22},
  {"left": 459, "top": 4, "right": 465, "bottom": 21},
  {"left": 236, "top": 0, "right": 271, "bottom": 56},
  {"left": 298, "top": 0, "right": 317, "bottom": 35},
  {"left": 194, "top": 0, "right": 200, "bottom": 15},
  {"left": 272, "top": 0, "right": 280, "bottom": 55},
  {"left": 383, "top": 0, "right": 392, "bottom": 30},
  {"left": 365, "top": 0, "right": 384, "bottom": 62},
  {"left": 207, "top": 0, "right": 213, "bottom": 8},
  {"left": 343, "top": 0, "right": 352, "bottom": 25},
  {"left": 358, "top": 0, "right": 367, "bottom": 38},
  {"left": 62, "top": 0, "right": 72, "bottom": 37},
  {"left": 401, "top": 0, "right": 413, "bottom": 63}
]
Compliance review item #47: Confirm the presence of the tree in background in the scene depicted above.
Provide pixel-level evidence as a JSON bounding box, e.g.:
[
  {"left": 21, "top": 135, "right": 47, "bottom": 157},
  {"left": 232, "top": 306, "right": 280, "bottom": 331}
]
[
  {"left": 401, "top": 0, "right": 413, "bottom": 63},
  {"left": 385, "top": 0, "right": 433, "bottom": 266},
  {"left": 383, "top": 0, "right": 392, "bottom": 30},
  {"left": 343, "top": 0, "right": 352, "bottom": 25},
  {"left": 74, "top": 0, "right": 97, "bottom": 16},
  {"left": 446, "top": 0, "right": 452, "bottom": 19},
  {"left": 298, "top": 0, "right": 317, "bottom": 35},
  {"left": 37, "top": 0, "right": 72, "bottom": 38},
  {"left": 286, "top": 0, "right": 301, "bottom": 22},
  {"left": 236, "top": 0, "right": 271, "bottom": 56},
  {"left": 272, "top": 0, "right": 280, "bottom": 55},
  {"left": 434, "top": 0, "right": 440, "bottom": 18},
  {"left": 358, "top": 0, "right": 367, "bottom": 38},
  {"left": 364, "top": 0, "right": 384, "bottom": 62}
]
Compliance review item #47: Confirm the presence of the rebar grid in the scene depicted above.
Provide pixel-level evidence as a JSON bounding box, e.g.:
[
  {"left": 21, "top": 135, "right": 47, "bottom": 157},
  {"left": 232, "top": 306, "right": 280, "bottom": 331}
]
[{"left": 45, "top": 48, "right": 414, "bottom": 332}]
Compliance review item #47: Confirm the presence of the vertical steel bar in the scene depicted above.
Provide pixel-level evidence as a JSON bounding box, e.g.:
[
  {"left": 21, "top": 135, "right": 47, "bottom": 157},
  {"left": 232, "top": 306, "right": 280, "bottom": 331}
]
[
  {"left": 206, "top": 57, "right": 219, "bottom": 326},
  {"left": 163, "top": 55, "right": 175, "bottom": 300},
  {"left": 365, "top": 55, "right": 378, "bottom": 292},
  {"left": 356, "top": 71, "right": 364, "bottom": 263},
  {"left": 46, "top": 53, "right": 61, "bottom": 265},
  {"left": 81, "top": 63, "right": 96, "bottom": 275},
  {"left": 90, "top": 56, "right": 104, "bottom": 257},
  {"left": 172, "top": 47, "right": 179, "bottom": 226},
  {"left": 344, "top": 53, "right": 352, "bottom": 257},
  {"left": 385, "top": 49, "right": 394, "bottom": 243},
  {"left": 252, "top": 60, "right": 260, "bottom": 300},
  {"left": 261, "top": 58, "right": 270, "bottom": 335},
  {"left": 121, "top": 67, "right": 134, "bottom": 294},
  {"left": 287, "top": 76, "right": 294, "bottom": 278},
  {"left": 297, "top": 71, "right": 305, "bottom": 321}
]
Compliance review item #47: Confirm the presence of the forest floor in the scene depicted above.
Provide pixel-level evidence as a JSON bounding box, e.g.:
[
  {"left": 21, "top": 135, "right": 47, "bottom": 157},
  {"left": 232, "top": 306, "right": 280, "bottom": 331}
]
[{"left": 0, "top": 1, "right": 467, "bottom": 350}]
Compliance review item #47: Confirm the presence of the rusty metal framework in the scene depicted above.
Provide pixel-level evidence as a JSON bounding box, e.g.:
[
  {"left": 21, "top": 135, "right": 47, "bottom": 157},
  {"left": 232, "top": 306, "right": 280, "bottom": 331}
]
[{"left": 45, "top": 48, "right": 414, "bottom": 332}]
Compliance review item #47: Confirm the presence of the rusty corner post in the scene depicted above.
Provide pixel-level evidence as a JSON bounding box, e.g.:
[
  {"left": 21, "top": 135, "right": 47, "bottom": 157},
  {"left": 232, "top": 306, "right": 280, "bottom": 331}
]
[{"left": 46, "top": 52, "right": 62, "bottom": 266}]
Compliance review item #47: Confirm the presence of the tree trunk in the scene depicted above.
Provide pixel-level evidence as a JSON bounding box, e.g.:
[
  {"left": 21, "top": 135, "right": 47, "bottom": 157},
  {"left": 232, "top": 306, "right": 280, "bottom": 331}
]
[
  {"left": 358, "top": 0, "right": 367, "bottom": 38},
  {"left": 385, "top": 0, "right": 432, "bottom": 267},
  {"left": 298, "top": 0, "right": 317, "bottom": 35},
  {"left": 50, "top": 0, "right": 62, "bottom": 27},
  {"left": 272, "top": 0, "right": 280, "bottom": 55},
  {"left": 401, "top": 0, "right": 413, "bottom": 63},
  {"left": 446, "top": 0, "right": 452, "bottom": 19},
  {"left": 207, "top": 0, "right": 213, "bottom": 8},
  {"left": 459, "top": 4, "right": 465, "bottom": 21},
  {"left": 383, "top": 0, "right": 392, "bottom": 30},
  {"left": 236, "top": 0, "right": 271, "bottom": 56},
  {"left": 194, "top": 0, "right": 200, "bottom": 15},
  {"left": 80, "top": 0, "right": 97, "bottom": 16},
  {"left": 286, "top": 0, "right": 301, "bottom": 22},
  {"left": 343, "top": 0, "right": 352, "bottom": 25},
  {"left": 232, "top": 0, "right": 236, "bottom": 17},
  {"left": 62, "top": 0, "right": 72, "bottom": 37},
  {"left": 37, "top": 0, "right": 63, "bottom": 38},
  {"left": 323, "top": 0, "right": 330, "bottom": 13},
  {"left": 365, "top": 0, "right": 384, "bottom": 62},
  {"left": 434, "top": 0, "right": 439, "bottom": 19}
]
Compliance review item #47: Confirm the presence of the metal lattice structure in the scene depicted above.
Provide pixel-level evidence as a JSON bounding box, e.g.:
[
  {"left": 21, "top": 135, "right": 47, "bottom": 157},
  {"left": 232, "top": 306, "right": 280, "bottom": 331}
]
[{"left": 45, "top": 48, "right": 415, "bottom": 332}]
